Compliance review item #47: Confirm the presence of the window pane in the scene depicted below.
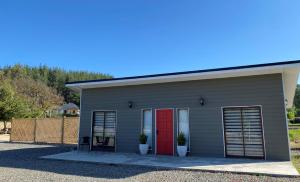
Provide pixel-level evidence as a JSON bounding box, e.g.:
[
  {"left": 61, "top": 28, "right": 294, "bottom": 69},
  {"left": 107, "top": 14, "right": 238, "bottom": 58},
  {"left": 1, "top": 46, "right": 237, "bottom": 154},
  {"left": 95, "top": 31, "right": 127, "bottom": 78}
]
[
  {"left": 143, "top": 109, "right": 152, "bottom": 148},
  {"left": 178, "top": 109, "right": 189, "bottom": 149},
  {"left": 92, "top": 111, "right": 116, "bottom": 148}
]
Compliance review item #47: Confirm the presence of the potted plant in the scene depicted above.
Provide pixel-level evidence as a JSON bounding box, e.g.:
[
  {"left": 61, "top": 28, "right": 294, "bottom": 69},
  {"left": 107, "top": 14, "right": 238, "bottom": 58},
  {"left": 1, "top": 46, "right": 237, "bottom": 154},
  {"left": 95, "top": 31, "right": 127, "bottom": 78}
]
[
  {"left": 177, "top": 132, "right": 187, "bottom": 157},
  {"left": 139, "top": 133, "right": 149, "bottom": 155}
]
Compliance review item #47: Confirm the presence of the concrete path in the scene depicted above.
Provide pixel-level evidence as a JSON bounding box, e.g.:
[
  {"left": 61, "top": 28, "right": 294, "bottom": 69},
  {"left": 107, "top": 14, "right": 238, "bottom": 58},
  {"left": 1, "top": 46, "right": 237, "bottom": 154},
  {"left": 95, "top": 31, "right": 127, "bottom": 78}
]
[{"left": 42, "top": 151, "right": 299, "bottom": 177}]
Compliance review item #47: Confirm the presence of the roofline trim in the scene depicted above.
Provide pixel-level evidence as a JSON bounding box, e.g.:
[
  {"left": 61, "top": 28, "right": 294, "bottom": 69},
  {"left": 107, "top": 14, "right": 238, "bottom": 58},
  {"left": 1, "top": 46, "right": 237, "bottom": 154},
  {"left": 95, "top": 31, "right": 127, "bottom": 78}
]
[
  {"left": 66, "top": 60, "right": 300, "bottom": 85},
  {"left": 66, "top": 60, "right": 300, "bottom": 88}
]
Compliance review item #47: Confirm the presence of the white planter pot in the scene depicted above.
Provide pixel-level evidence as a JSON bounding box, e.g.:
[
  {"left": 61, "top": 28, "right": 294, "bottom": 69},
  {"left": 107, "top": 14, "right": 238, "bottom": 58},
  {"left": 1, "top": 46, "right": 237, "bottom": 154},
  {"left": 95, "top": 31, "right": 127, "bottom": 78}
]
[
  {"left": 139, "top": 144, "right": 149, "bottom": 155},
  {"left": 177, "top": 145, "right": 187, "bottom": 157}
]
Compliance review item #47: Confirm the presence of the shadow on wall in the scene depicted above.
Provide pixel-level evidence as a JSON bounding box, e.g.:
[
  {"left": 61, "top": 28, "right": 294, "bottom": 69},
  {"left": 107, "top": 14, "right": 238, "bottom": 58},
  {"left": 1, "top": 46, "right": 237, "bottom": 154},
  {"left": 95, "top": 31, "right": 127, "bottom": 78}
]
[{"left": 0, "top": 143, "right": 170, "bottom": 179}]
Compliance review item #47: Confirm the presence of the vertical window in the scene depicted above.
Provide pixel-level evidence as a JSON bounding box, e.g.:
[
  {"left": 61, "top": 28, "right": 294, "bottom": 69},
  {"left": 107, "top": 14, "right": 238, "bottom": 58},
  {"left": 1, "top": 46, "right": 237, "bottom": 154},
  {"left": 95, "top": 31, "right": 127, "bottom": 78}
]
[
  {"left": 92, "top": 111, "right": 116, "bottom": 151},
  {"left": 223, "top": 106, "right": 264, "bottom": 159},
  {"left": 178, "top": 109, "right": 189, "bottom": 150},
  {"left": 142, "top": 109, "right": 152, "bottom": 148}
]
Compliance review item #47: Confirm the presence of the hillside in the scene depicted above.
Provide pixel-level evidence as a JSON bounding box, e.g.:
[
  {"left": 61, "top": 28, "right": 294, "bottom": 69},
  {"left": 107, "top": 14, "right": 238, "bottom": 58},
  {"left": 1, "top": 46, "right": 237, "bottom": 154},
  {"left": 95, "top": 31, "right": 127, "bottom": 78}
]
[{"left": 0, "top": 64, "right": 112, "bottom": 119}]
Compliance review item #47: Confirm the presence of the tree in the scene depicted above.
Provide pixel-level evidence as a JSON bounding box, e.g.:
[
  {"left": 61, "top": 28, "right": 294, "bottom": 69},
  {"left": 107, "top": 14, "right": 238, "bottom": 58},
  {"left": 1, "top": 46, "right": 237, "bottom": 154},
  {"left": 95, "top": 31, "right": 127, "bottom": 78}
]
[
  {"left": 12, "top": 77, "right": 63, "bottom": 117},
  {"left": 0, "top": 64, "right": 112, "bottom": 120},
  {"left": 294, "top": 85, "right": 300, "bottom": 109},
  {"left": 0, "top": 81, "right": 26, "bottom": 131},
  {"left": 0, "top": 64, "right": 112, "bottom": 105}
]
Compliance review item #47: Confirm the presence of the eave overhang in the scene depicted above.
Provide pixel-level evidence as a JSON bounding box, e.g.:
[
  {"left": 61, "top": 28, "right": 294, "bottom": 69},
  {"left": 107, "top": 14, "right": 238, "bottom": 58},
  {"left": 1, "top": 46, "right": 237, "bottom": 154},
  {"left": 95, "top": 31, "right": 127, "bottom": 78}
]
[{"left": 66, "top": 60, "right": 300, "bottom": 108}]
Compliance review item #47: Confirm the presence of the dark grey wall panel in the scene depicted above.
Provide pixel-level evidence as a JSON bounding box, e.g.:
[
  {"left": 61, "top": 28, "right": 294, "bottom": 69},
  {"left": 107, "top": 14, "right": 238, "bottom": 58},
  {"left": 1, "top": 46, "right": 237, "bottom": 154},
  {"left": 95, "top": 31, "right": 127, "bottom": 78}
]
[{"left": 79, "top": 73, "right": 290, "bottom": 160}]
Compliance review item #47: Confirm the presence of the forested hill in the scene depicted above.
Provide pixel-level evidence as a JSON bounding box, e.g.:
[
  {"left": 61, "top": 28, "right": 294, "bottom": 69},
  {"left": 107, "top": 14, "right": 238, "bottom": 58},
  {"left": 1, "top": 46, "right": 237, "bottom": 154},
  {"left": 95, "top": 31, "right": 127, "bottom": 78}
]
[
  {"left": 0, "top": 64, "right": 112, "bottom": 107},
  {"left": 1, "top": 64, "right": 300, "bottom": 120}
]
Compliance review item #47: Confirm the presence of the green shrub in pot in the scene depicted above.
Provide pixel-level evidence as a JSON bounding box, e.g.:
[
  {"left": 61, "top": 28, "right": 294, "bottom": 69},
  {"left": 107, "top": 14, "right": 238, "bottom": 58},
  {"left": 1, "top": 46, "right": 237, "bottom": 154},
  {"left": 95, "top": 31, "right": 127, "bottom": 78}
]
[
  {"left": 139, "top": 133, "right": 147, "bottom": 144},
  {"left": 177, "top": 132, "right": 186, "bottom": 146},
  {"left": 139, "top": 133, "right": 148, "bottom": 155},
  {"left": 177, "top": 132, "right": 187, "bottom": 157}
]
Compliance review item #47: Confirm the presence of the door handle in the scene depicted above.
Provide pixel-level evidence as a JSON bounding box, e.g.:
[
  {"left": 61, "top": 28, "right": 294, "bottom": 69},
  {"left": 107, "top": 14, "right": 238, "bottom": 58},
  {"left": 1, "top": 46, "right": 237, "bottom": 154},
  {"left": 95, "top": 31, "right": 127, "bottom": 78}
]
[{"left": 156, "top": 130, "right": 159, "bottom": 135}]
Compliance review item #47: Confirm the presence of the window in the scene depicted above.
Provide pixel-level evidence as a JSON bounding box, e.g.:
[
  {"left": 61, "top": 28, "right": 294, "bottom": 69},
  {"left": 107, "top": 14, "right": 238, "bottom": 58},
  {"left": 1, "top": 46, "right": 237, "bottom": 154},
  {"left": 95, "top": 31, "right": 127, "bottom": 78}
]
[
  {"left": 223, "top": 106, "right": 264, "bottom": 159},
  {"left": 142, "top": 109, "right": 152, "bottom": 149},
  {"left": 92, "top": 111, "right": 116, "bottom": 151},
  {"left": 178, "top": 109, "right": 189, "bottom": 150}
]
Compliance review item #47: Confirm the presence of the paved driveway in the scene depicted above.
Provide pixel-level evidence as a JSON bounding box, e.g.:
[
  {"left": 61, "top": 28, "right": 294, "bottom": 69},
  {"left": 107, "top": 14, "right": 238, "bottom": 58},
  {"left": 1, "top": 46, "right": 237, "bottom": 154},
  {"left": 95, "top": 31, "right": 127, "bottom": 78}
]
[{"left": 0, "top": 142, "right": 299, "bottom": 181}]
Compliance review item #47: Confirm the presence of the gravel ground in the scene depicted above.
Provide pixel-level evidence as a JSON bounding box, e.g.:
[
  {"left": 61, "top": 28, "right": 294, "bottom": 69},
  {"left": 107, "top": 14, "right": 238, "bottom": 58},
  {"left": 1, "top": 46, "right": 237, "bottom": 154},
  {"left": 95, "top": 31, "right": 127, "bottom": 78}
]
[{"left": 0, "top": 142, "right": 299, "bottom": 182}]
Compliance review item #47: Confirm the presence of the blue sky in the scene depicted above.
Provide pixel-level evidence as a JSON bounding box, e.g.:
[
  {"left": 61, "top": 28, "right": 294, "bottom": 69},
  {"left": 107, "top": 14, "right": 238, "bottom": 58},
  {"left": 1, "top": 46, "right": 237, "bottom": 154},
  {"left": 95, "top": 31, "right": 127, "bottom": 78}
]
[{"left": 0, "top": 1, "right": 299, "bottom": 77}]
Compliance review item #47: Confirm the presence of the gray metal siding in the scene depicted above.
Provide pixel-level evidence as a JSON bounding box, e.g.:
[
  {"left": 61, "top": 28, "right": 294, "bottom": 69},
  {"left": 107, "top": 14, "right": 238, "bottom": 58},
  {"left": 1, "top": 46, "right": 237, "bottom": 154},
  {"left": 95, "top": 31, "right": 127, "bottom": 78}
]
[{"left": 79, "top": 73, "right": 290, "bottom": 160}]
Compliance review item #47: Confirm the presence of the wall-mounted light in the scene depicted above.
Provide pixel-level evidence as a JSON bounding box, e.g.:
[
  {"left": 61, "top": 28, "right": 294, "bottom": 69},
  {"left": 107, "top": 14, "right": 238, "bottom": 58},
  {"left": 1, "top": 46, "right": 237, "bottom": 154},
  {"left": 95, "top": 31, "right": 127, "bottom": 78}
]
[
  {"left": 128, "top": 101, "right": 133, "bottom": 108},
  {"left": 199, "top": 97, "right": 205, "bottom": 106}
]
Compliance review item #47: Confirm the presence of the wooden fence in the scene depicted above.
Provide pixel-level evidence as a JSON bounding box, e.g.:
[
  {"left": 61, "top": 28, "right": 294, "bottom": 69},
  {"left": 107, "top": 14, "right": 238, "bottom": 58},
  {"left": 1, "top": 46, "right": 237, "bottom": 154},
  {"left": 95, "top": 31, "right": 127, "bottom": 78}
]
[{"left": 10, "top": 117, "right": 79, "bottom": 144}]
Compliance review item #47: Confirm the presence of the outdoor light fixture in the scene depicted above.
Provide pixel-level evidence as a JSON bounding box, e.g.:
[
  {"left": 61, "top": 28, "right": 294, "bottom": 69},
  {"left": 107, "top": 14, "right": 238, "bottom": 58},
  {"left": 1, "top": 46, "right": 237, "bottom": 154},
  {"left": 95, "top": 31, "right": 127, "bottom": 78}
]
[
  {"left": 128, "top": 101, "right": 133, "bottom": 108},
  {"left": 199, "top": 97, "right": 205, "bottom": 106}
]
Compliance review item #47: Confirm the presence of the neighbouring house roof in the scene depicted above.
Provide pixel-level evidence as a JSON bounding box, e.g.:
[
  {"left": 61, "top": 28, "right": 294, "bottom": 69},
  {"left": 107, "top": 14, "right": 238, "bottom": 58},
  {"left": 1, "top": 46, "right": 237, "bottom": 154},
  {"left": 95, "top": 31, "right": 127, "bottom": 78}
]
[
  {"left": 66, "top": 60, "right": 300, "bottom": 107},
  {"left": 60, "top": 103, "right": 79, "bottom": 111}
]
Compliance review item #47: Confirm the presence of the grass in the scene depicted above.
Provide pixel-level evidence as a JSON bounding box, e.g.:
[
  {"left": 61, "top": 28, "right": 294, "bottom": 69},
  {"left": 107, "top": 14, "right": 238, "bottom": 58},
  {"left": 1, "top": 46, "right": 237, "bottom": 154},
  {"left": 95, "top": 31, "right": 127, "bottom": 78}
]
[
  {"left": 290, "top": 142, "right": 300, "bottom": 149},
  {"left": 289, "top": 129, "right": 300, "bottom": 143},
  {"left": 289, "top": 129, "right": 300, "bottom": 172},
  {"left": 292, "top": 155, "right": 300, "bottom": 173},
  {"left": 289, "top": 129, "right": 300, "bottom": 150}
]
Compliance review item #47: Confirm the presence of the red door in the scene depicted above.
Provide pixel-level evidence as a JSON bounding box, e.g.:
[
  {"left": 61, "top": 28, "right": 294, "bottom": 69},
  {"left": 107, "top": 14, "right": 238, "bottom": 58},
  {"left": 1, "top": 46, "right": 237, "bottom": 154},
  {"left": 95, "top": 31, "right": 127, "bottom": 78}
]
[{"left": 156, "top": 109, "right": 173, "bottom": 155}]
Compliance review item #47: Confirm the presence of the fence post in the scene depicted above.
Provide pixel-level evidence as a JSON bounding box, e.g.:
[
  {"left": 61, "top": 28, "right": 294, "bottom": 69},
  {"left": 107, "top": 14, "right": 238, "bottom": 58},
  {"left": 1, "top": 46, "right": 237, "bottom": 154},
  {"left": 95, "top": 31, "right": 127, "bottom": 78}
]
[
  {"left": 33, "top": 118, "right": 37, "bottom": 143},
  {"left": 61, "top": 116, "right": 65, "bottom": 144},
  {"left": 10, "top": 118, "right": 14, "bottom": 142}
]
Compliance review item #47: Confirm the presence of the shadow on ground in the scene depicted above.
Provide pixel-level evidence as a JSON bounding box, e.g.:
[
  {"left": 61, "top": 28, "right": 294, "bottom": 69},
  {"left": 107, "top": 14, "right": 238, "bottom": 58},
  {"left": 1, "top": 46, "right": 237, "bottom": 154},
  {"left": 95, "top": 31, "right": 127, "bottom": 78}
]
[
  {"left": 0, "top": 142, "right": 172, "bottom": 179},
  {"left": 0, "top": 142, "right": 297, "bottom": 179}
]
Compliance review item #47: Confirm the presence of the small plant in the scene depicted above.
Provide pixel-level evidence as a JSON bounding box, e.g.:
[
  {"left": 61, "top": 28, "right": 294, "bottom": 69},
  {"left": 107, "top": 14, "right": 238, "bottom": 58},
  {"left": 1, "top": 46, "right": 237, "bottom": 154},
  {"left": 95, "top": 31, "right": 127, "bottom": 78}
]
[
  {"left": 287, "top": 107, "right": 296, "bottom": 122},
  {"left": 139, "top": 133, "right": 147, "bottom": 144},
  {"left": 177, "top": 132, "right": 186, "bottom": 146}
]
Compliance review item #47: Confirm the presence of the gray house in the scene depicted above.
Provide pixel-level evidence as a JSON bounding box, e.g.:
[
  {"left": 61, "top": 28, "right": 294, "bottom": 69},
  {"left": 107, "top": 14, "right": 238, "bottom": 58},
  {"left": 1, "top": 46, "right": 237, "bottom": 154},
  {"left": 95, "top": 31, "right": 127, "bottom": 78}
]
[{"left": 66, "top": 60, "right": 300, "bottom": 161}]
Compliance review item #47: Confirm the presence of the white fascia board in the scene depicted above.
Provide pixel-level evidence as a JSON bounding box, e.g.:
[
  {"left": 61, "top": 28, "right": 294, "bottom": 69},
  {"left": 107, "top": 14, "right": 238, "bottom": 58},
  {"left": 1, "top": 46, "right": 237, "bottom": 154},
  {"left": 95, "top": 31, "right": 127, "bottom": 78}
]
[
  {"left": 66, "top": 63, "right": 300, "bottom": 91},
  {"left": 282, "top": 69, "right": 299, "bottom": 108}
]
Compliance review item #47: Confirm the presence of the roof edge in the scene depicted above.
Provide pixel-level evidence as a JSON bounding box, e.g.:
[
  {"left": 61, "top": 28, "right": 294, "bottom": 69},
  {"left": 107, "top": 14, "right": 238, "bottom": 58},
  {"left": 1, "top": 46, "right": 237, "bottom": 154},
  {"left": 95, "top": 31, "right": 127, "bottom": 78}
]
[{"left": 66, "top": 60, "right": 300, "bottom": 85}]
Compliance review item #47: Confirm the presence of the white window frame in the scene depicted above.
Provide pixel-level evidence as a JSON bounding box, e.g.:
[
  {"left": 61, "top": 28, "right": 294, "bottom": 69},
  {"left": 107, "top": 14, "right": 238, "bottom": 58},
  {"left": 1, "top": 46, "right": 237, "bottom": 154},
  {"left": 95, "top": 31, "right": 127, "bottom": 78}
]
[
  {"left": 176, "top": 108, "right": 190, "bottom": 152},
  {"left": 141, "top": 108, "right": 153, "bottom": 150}
]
